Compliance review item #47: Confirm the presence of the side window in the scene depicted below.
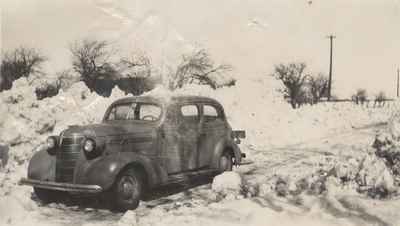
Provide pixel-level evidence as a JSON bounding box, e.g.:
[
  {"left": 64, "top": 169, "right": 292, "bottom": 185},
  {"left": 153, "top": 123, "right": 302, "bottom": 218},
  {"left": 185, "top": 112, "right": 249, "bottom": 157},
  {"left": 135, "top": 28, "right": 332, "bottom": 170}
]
[
  {"left": 180, "top": 105, "right": 199, "bottom": 123},
  {"left": 203, "top": 105, "right": 222, "bottom": 122},
  {"left": 139, "top": 104, "right": 162, "bottom": 121},
  {"left": 108, "top": 105, "right": 132, "bottom": 120}
]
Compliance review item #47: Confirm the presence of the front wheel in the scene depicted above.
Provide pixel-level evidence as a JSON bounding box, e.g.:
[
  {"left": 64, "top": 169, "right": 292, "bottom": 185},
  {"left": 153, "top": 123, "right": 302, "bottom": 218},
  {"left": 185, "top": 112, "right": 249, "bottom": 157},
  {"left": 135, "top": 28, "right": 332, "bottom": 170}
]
[
  {"left": 218, "top": 152, "right": 233, "bottom": 173},
  {"left": 113, "top": 168, "right": 144, "bottom": 211}
]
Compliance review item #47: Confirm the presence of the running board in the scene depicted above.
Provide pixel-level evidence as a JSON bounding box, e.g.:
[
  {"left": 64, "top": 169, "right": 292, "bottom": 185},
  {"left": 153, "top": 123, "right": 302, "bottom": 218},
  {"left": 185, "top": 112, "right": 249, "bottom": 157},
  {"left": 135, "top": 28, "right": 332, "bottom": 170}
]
[
  {"left": 166, "top": 169, "right": 218, "bottom": 185},
  {"left": 239, "top": 160, "right": 253, "bottom": 165}
]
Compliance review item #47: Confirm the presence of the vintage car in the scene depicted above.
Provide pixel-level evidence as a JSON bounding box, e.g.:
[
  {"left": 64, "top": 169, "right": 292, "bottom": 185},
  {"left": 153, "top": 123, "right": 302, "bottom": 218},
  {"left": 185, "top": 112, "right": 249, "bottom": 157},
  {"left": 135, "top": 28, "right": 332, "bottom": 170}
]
[{"left": 20, "top": 95, "right": 246, "bottom": 210}]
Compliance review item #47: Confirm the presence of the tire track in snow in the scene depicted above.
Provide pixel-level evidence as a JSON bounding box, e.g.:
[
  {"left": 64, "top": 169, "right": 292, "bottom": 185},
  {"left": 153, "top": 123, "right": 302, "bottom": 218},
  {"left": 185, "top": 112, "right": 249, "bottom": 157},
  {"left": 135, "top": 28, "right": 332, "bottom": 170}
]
[{"left": 338, "top": 197, "right": 390, "bottom": 226}]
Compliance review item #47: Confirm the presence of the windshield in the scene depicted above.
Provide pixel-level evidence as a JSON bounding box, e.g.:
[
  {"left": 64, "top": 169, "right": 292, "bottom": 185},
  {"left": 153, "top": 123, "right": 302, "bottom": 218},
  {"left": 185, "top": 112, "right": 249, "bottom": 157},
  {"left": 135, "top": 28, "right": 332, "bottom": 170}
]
[{"left": 106, "top": 103, "right": 162, "bottom": 122}]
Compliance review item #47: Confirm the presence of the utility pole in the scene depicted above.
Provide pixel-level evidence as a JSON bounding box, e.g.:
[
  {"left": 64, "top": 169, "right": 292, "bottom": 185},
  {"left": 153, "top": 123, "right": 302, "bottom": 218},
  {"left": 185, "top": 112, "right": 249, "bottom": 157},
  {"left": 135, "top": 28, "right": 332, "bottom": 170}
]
[
  {"left": 397, "top": 68, "right": 399, "bottom": 98},
  {"left": 327, "top": 35, "right": 336, "bottom": 101}
]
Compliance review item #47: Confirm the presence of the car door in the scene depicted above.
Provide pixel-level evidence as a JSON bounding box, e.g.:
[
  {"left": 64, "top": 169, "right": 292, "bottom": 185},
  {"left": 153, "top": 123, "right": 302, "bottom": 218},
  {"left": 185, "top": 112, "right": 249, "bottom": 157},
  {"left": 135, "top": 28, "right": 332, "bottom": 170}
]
[
  {"left": 162, "top": 103, "right": 201, "bottom": 173},
  {"left": 122, "top": 103, "right": 161, "bottom": 155},
  {"left": 178, "top": 104, "right": 201, "bottom": 171},
  {"left": 198, "top": 103, "right": 227, "bottom": 168}
]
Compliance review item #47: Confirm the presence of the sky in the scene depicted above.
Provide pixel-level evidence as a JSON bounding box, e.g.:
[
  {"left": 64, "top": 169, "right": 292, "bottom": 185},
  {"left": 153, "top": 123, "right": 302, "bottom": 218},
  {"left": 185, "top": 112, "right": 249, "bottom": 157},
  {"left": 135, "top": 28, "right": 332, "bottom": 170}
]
[{"left": 2, "top": 0, "right": 400, "bottom": 97}]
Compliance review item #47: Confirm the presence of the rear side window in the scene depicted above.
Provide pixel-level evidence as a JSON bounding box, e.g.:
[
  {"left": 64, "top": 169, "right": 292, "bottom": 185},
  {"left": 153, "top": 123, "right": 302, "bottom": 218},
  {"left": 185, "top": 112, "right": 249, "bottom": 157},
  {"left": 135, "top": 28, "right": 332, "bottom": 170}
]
[
  {"left": 203, "top": 105, "right": 223, "bottom": 122},
  {"left": 140, "top": 104, "right": 162, "bottom": 121},
  {"left": 180, "top": 105, "right": 199, "bottom": 123}
]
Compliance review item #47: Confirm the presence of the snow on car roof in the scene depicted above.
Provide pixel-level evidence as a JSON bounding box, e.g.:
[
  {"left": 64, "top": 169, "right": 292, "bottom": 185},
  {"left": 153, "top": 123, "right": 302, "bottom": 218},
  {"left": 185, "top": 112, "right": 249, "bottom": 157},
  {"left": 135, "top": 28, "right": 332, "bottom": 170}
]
[{"left": 111, "top": 95, "right": 221, "bottom": 106}]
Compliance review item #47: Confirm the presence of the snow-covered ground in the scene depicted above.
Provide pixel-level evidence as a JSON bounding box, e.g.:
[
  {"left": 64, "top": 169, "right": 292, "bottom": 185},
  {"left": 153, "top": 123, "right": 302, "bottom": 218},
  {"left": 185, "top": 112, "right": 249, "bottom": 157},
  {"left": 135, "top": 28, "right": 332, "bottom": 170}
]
[{"left": 1, "top": 77, "right": 400, "bottom": 226}]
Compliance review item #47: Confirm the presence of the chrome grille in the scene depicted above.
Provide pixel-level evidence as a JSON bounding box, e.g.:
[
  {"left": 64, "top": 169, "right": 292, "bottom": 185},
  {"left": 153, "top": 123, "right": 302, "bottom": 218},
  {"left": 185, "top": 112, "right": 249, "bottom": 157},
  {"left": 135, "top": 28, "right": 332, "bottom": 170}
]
[{"left": 56, "top": 136, "right": 83, "bottom": 183}]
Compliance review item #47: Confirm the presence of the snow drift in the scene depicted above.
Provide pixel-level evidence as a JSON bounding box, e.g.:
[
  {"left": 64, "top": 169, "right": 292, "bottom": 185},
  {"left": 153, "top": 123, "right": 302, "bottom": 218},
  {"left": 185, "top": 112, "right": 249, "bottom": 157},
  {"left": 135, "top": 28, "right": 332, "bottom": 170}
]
[{"left": 1, "top": 75, "right": 400, "bottom": 226}]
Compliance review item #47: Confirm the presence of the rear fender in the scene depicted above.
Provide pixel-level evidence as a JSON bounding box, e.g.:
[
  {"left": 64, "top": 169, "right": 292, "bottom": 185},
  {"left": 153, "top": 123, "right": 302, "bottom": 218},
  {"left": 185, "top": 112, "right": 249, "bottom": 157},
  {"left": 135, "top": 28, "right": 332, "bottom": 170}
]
[
  {"left": 211, "top": 139, "right": 242, "bottom": 168},
  {"left": 75, "top": 153, "right": 167, "bottom": 191}
]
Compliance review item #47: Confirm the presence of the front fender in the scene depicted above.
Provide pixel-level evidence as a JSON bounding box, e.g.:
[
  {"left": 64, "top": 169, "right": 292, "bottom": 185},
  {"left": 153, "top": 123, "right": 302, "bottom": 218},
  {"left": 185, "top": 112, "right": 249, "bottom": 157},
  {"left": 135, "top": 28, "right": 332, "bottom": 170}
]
[
  {"left": 75, "top": 153, "right": 167, "bottom": 191},
  {"left": 211, "top": 139, "right": 242, "bottom": 168},
  {"left": 27, "top": 148, "right": 56, "bottom": 181}
]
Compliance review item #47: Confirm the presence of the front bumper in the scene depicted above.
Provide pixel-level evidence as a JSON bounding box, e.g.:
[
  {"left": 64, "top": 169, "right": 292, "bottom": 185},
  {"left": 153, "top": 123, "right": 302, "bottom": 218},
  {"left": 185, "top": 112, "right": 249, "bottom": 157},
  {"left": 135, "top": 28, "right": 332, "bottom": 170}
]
[{"left": 19, "top": 178, "right": 103, "bottom": 194}]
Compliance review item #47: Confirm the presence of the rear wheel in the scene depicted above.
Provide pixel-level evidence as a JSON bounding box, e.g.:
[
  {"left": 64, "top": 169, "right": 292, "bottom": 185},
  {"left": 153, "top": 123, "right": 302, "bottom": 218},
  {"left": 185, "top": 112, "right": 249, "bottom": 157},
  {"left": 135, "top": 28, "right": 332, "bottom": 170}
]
[
  {"left": 218, "top": 151, "right": 233, "bottom": 173},
  {"left": 113, "top": 168, "right": 144, "bottom": 211},
  {"left": 33, "top": 187, "right": 66, "bottom": 204}
]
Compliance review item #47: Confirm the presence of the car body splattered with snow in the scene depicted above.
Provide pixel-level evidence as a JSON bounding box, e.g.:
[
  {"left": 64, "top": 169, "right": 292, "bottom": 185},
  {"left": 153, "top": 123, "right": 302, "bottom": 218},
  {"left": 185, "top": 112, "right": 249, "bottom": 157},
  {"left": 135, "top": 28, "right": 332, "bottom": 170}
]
[{"left": 20, "top": 95, "right": 246, "bottom": 210}]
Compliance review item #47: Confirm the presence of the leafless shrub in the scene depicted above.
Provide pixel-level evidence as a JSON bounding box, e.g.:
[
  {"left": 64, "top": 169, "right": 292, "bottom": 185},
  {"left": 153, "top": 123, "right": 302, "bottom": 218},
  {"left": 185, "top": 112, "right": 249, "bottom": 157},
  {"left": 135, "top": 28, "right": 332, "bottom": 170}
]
[
  {"left": 352, "top": 89, "right": 368, "bottom": 105},
  {"left": 169, "top": 48, "right": 234, "bottom": 90},
  {"left": 35, "top": 81, "right": 61, "bottom": 100},
  {"left": 1, "top": 47, "right": 47, "bottom": 91},
  {"left": 272, "top": 62, "right": 310, "bottom": 108},
  {"left": 69, "top": 39, "right": 157, "bottom": 96},
  {"left": 69, "top": 39, "right": 118, "bottom": 96},
  {"left": 117, "top": 51, "right": 157, "bottom": 95},
  {"left": 308, "top": 73, "right": 329, "bottom": 104},
  {"left": 55, "top": 69, "right": 81, "bottom": 91},
  {"left": 374, "top": 91, "right": 387, "bottom": 108}
]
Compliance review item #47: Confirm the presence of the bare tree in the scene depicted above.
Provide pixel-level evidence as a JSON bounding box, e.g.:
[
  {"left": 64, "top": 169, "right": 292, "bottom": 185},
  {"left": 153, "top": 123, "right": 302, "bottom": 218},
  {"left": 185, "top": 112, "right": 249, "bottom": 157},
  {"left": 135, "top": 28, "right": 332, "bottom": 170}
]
[
  {"left": 35, "top": 80, "right": 61, "bottom": 100},
  {"left": 55, "top": 69, "right": 81, "bottom": 90},
  {"left": 69, "top": 39, "right": 118, "bottom": 96},
  {"left": 308, "top": 73, "right": 329, "bottom": 104},
  {"left": 119, "top": 51, "right": 152, "bottom": 78},
  {"left": 352, "top": 88, "right": 368, "bottom": 105},
  {"left": 374, "top": 91, "right": 386, "bottom": 107},
  {"left": 169, "top": 49, "right": 233, "bottom": 90},
  {"left": 1, "top": 47, "right": 46, "bottom": 91},
  {"left": 118, "top": 52, "right": 155, "bottom": 95},
  {"left": 295, "top": 87, "right": 313, "bottom": 107},
  {"left": 272, "top": 62, "right": 309, "bottom": 108}
]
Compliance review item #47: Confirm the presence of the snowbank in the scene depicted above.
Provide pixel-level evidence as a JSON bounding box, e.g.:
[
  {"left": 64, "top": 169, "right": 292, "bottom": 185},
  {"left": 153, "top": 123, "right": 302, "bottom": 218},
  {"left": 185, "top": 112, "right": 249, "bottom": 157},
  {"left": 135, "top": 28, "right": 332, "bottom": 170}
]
[
  {"left": 211, "top": 172, "right": 244, "bottom": 199},
  {"left": 147, "top": 77, "right": 398, "bottom": 149},
  {"left": 0, "top": 78, "right": 127, "bottom": 200},
  {"left": 1, "top": 75, "right": 400, "bottom": 226},
  {"left": 267, "top": 112, "right": 400, "bottom": 200}
]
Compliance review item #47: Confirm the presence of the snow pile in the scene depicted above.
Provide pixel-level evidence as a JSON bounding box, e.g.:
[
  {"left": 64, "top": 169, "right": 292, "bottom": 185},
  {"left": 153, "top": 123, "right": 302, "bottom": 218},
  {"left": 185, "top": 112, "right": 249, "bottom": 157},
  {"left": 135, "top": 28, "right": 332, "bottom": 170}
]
[
  {"left": 1, "top": 75, "right": 400, "bottom": 226},
  {"left": 0, "top": 186, "right": 38, "bottom": 226},
  {"left": 0, "top": 78, "right": 126, "bottom": 146},
  {"left": 1, "top": 76, "right": 397, "bottom": 195},
  {"left": 0, "top": 78, "right": 128, "bottom": 200},
  {"left": 0, "top": 78, "right": 129, "bottom": 226},
  {"left": 117, "top": 211, "right": 138, "bottom": 226},
  {"left": 267, "top": 152, "right": 397, "bottom": 199},
  {"left": 147, "top": 78, "right": 399, "bottom": 148},
  {"left": 119, "top": 194, "right": 358, "bottom": 226},
  {"left": 267, "top": 113, "right": 400, "bottom": 200},
  {"left": 211, "top": 172, "right": 244, "bottom": 200}
]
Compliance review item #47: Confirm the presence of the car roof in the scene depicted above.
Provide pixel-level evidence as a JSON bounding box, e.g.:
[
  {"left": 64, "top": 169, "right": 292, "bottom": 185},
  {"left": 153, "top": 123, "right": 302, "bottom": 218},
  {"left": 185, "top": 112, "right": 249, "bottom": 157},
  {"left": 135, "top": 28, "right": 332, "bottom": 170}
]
[{"left": 111, "top": 95, "right": 222, "bottom": 106}]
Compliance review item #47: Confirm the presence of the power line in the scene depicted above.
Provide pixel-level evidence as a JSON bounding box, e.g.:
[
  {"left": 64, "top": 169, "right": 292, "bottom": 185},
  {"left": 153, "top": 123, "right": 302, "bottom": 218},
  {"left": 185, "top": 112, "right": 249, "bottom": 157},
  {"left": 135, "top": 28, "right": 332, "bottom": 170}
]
[
  {"left": 327, "top": 35, "right": 336, "bottom": 101},
  {"left": 397, "top": 68, "right": 399, "bottom": 98}
]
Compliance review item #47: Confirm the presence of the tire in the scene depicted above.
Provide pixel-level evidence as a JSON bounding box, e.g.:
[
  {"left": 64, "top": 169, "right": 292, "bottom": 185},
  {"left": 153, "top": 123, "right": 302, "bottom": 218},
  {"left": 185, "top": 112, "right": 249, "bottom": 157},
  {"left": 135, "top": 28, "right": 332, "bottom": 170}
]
[
  {"left": 33, "top": 187, "right": 66, "bottom": 204},
  {"left": 218, "top": 151, "right": 233, "bottom": 173},
  {"left": 113, "top": 168, "right": 144, "bottom": 211}
]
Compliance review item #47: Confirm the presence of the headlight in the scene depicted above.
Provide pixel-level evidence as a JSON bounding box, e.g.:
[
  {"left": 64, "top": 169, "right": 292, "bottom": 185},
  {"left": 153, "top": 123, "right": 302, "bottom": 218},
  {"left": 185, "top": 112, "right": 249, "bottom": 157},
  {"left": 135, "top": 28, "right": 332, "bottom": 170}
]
[
  {"left": 83, "top": 138, "right": 96, "bottom": 153},
  {"left": 46, "top": 136, "right": 58, "bottom": 155},
  {"left": 46, "top": 136, "right": 57, "bottom": 149}
]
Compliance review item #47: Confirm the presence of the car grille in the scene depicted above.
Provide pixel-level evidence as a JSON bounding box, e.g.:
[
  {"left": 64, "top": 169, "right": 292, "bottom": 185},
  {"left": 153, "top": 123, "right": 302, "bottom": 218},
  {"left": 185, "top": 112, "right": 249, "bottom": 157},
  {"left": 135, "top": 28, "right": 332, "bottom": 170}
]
[{"left": 56, "top": 135, "right": 83, "bottom": 183}]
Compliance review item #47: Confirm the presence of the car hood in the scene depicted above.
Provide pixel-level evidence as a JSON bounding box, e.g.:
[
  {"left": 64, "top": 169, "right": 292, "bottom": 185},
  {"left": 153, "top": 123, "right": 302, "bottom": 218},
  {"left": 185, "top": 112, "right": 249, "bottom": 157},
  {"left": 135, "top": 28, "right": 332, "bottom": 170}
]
[{"left": 61, "top": 122, "right": 156, "bottom": 138}]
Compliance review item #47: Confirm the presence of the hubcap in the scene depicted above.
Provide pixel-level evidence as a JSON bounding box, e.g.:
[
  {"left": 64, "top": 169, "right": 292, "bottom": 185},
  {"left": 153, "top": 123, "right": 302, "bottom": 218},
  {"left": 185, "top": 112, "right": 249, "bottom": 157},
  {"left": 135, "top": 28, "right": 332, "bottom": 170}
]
[{"left": 119, "top": 176, "right": 139, "bottom": 200}]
